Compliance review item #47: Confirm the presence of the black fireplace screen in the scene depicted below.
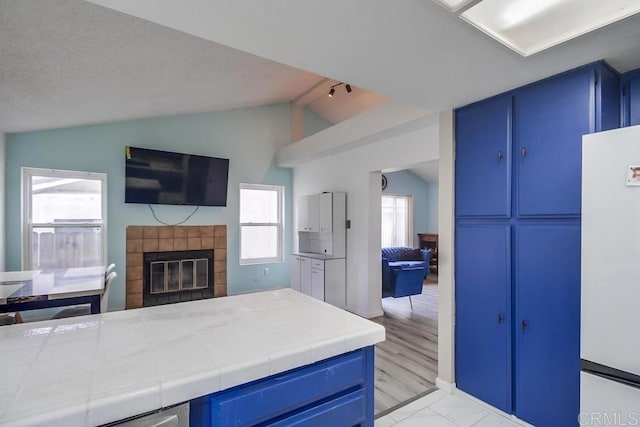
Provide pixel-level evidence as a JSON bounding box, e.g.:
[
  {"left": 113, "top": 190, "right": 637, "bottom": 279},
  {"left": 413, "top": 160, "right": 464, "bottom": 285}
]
[{"left": 143, "top": 249, "right": 214, "bottom": 307}]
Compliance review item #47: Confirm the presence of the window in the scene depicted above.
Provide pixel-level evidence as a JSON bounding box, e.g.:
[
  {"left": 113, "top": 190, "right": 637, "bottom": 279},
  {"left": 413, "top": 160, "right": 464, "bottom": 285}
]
[
  {"left": 239, "top": 183, "right": 284, "bottom": 264},
  {"left": 381, "top": 195, "right": 413, "bottom": 248},
  {"left": 22, "top": 168, "right": 107, "bottom": 269}
]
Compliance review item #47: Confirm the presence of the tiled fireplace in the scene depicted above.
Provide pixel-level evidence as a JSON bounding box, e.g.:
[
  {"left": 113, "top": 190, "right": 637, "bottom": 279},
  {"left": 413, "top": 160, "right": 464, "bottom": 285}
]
[{"left": 126, "top": 225, "right": 227, "bottom": 309}]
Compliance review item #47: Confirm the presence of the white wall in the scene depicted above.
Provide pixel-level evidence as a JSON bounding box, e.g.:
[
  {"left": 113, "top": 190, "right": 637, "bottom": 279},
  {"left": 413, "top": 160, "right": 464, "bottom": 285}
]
[
  {"left": 436, "top": 110, "right": 455, "bottom": 391},
  {"left": 278, "top": 102, "right": 432, "bottom": 167},
  {"left": 426, "top": 182, "right": 439, "bottom": 234},
  {"left": 292, "top": 115, "right": 439, "bottom": 318},
  {"left": 0, "top": 132, "right": 4, "bottom": 271}
]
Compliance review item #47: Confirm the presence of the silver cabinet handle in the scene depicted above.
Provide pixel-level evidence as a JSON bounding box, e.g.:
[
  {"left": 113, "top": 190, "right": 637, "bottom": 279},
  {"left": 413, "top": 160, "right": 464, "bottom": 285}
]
[
  {"left": 521, "top": 146, "right": 527, "bottom": 159},
  {"left": 497, "top": 313, "right": 504, "bottom": 325},
  {"left": 497, "top": 151, "right": 503, "bottom": 161}
]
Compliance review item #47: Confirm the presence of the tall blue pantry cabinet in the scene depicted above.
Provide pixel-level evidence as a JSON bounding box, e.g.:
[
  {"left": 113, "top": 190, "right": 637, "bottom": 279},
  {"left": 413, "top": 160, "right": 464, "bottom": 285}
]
[{"left": 454, "top": 62, "right": 619, "bottom": 427}]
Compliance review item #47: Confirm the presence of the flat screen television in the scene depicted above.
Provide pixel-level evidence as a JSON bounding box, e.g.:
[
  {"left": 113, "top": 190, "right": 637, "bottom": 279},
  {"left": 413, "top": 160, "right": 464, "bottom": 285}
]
[{"left": 125, "top": 146, "right": 229, "bottom": 207}]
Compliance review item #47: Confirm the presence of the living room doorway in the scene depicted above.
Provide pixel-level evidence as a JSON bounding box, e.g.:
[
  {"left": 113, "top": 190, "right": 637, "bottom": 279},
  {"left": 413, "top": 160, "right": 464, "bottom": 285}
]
[{"left": 373, "top": 161, "right": 440, "bottom": 416}]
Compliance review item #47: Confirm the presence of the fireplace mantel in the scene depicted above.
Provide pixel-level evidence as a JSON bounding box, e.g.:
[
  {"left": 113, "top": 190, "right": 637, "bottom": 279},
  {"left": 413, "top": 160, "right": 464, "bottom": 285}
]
[{"left": 126, "top": 225, "right": 227, "bottom": 309}]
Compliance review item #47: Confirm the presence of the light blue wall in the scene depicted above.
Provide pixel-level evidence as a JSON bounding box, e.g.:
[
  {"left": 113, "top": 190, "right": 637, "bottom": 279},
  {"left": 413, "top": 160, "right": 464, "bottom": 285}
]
[
  {"left": 5, "top": 103, "right": 294, "bottom": 310},
  {"left": 425, "top": 181, "right": 438, "bottom": 234},
  {"left": 383, "top": 170, "right": 438, "bottom": 248},
  {"left": 303, "top": 108, "right": 333, "bottom": 138}
]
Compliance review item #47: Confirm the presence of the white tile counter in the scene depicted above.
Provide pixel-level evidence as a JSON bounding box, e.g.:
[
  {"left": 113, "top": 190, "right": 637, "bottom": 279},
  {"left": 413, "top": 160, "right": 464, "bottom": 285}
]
[{"left": 0, "top": 288, "right": 385, "bottom": 426}]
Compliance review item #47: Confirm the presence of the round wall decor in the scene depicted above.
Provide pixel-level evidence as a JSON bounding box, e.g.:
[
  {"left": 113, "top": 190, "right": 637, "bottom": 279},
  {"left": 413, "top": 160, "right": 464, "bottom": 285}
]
[{"left": 382, "top": 174, "right": 388, "bottom": 190}]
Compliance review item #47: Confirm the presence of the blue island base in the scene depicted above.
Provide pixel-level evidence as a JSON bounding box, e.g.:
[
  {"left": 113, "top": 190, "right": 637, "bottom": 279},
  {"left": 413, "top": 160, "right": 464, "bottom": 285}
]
[{"left": 190, "top": 346, "right": 375, "bottom": 427}]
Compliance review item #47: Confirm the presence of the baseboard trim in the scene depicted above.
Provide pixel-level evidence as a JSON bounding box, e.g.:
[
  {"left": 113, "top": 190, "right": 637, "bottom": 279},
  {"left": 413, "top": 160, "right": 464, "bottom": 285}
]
[
  {"left": 453, "top": 387, "right": 534, "bottom": 427},
  {"left": 435, "top": 378, "right": 454, "bottom": 393},
  {"left": 365, "top": 309, "right": 384, "bottom": 318},
  {"left": 374, "top": 387, "right": 439, "bottom": 419},
  {"left": 344, "top": 305, "right": 383, "bottom": 319}
]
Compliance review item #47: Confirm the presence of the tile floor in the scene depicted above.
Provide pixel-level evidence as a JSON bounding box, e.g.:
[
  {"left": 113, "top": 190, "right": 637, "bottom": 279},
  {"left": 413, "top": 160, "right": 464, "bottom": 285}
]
[{"left": 375, "top": 390, "right": 524, "bottom": 427}]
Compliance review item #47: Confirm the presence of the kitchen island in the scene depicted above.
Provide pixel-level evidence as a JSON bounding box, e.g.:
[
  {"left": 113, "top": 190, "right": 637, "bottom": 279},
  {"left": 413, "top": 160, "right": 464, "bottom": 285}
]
[{"left": 0, "top": 288, "right": 385, "bottom": 426}]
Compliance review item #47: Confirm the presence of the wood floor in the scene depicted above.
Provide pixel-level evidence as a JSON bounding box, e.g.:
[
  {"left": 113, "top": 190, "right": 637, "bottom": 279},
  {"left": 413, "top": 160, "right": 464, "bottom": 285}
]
[{"left": 371, "top": 278, "right": 439, "bottom": 415}]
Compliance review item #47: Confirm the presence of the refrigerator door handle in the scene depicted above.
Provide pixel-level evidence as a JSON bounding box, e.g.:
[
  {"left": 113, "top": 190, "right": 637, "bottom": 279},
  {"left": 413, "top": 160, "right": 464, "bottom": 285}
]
[{"left": 581, "top": 359, "right": 640, "bottom": 390}]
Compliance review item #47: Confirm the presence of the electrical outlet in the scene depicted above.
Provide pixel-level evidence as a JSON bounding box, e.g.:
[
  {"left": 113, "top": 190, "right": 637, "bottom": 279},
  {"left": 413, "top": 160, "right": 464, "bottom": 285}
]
[{"left": 263, "top": 267, "right": 270, "bottom": 276}]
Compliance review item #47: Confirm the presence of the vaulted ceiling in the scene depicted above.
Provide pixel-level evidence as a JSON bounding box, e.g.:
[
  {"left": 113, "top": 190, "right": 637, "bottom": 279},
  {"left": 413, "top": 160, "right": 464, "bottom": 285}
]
[
  {"left": 0, "top": 0, "right": 327, "bottom": 133},
  {"left": 3, "top": 0, "right": 640, "bottom": 134}
]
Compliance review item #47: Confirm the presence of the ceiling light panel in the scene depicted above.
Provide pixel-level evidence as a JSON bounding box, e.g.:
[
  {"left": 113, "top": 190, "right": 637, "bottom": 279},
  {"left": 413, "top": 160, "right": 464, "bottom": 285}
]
[
  {"left": 461, "top": 0, "right": 640, "bottom": 56},
  {"left": 432, "top": 0, "right": 476, "bottom": 12}
]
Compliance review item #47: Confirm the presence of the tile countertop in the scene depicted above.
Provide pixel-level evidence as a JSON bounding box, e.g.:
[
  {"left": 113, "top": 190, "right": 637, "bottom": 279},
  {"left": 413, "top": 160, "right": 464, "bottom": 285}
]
[{"left": 0, "top": 288, "right": 385, "bottom": 427}]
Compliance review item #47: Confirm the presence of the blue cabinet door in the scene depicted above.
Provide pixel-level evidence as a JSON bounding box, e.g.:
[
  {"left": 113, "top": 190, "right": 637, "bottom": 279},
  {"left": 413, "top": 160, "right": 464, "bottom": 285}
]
[
  {"left": 514, "top": 68, "right": 593, "bottom": 217},
  {"left": 622, "top": 70, "right": 640, "bottom": 127},
  {"left": 514, "top": 224, "right": 581, "bottom": 427},
  {"left": 455, "top": 95, "right": 511, "bottom": 218},
  {"left": 455, "top": 224, "right": 511, "bottom": 413},
  {"left": 595, "top": 64, "right": 621, "bottom": 132}
]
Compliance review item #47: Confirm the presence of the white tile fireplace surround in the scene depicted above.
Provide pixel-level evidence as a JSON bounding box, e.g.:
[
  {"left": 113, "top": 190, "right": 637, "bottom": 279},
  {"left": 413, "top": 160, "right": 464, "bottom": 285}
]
[{"left": 126, "top": 225, "right": 227, "bottom": 309}]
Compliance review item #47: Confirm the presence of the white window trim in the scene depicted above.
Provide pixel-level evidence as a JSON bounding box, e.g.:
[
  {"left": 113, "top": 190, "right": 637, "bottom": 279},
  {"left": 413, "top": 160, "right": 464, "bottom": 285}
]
[
  {"left": 381, "top": 194, "right": 413, "bottom": 248},
  {"left": 239, "top": 183, "right": 284, "bottom": 265},
  {"left": 21, "top": 167, "right": 108, "bottom": 270}
]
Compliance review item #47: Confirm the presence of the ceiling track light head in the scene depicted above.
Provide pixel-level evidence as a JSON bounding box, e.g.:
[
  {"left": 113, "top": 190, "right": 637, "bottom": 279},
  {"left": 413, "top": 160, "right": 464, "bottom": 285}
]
[{"left": 328, "top": 82, "right": 353, "bottom": 98}]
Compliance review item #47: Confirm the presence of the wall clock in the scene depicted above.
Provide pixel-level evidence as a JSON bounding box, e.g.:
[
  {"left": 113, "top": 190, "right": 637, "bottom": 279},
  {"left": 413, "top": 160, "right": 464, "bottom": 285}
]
[{"left": 382, "top": 174, "right": 388, "bottom": 190}]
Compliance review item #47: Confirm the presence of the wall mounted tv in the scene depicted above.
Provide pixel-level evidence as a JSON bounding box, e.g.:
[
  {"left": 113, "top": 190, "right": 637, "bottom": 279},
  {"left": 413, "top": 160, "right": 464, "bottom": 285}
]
[{"left": 125, "top": 146, "right": 229, "bottom": 207}]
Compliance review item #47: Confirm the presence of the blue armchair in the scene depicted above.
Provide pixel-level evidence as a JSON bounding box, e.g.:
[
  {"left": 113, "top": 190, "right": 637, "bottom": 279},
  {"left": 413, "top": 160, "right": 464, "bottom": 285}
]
[{"left": 382, "top": 247, "right": 433, "bottom": 308}]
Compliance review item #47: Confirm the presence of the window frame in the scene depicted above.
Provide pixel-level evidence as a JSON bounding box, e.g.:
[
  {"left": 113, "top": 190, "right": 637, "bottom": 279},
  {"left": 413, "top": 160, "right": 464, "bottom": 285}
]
[
  {"left": 239, "top": 183, "right": 284, "bottom": 265},
  {"left": 21, "top": 167, "right": 108, "bottom": 270},
  {"left": 381, "top": 193, "right": 413, "bottom": 248}
]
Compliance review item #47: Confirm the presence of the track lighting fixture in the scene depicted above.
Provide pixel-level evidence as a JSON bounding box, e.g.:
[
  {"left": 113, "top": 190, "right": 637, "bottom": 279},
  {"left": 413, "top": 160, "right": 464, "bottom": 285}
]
[{"left": 328, "top": 82, "right": 353, "bottom": 98}]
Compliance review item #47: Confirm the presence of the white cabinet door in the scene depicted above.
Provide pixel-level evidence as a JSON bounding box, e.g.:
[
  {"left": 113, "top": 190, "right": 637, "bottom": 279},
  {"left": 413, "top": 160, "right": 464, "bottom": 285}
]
[
  {"left": 311, "top": 267, "right": 325, "bottom": 301},
  {"left": 324, "top": 259, "right": 346, "bottom": 308},
  {"left": 318, "top": 192, "right": 333, "bottom": 233},
  {"left": 297, "top": 197, "right": 309, "bottom": 232},
  {"left": 298, "top": 195, "right": 320, "bottom": 232},
  {"left": 289, "top": 255, "right": 301, "bottom": 292},
  {"left": 299, "top": 256, "right": 312, "bottom": 296},
  {"left": 306, "top": 195, "right": 319, "bottom": 232}
]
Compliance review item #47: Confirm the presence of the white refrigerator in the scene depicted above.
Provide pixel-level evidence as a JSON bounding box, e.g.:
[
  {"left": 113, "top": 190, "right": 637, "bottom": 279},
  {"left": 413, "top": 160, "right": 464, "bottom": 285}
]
[{"left": 581, "top": 125, "right": 640, "bottom": 424}]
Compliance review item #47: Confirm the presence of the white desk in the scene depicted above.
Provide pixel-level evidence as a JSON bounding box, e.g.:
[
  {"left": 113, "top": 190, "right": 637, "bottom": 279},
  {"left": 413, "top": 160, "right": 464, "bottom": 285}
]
[{"left": 0, "top": 266, "right": 105, "bottom": 313}]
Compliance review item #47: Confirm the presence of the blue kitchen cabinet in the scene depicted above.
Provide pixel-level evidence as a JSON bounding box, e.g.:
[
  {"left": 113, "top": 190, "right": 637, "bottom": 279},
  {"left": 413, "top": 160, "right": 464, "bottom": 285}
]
[
  {"left": 190, "top": 346, "right": 375, "bottom": 427},
  {"left": 621, "top": 69, "right": 640, "bottom": 127},
  {"left": 514, "top": 224, "right": 581, "bottom": 427},
  {"left": 455, "top": 95, "right": 511, "bottom": 218},
  {"left": 513, "top": 68, "right": 593, "bottom": 217},
  {"left": 455, "top": 61, "right": 619, "bottom": 427},
  {"left": 455, "top": 224, "right": 511, "bottom": 413},
  {"left": 514, "top": 64, "right": 619, "bottom": 217}
]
